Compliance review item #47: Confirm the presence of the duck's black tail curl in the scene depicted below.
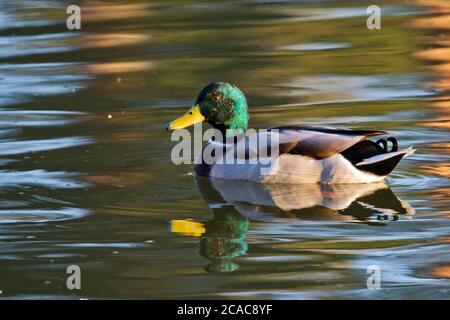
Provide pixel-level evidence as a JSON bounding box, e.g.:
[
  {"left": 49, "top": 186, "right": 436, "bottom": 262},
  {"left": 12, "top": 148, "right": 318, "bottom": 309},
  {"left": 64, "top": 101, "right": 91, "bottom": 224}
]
[
  {"left": 376, "top": 137, "right": 398, "bottom": 152},
  {"left": 342, "top": 136, "right": 399, "bottom": 166},
  {"left": 341, "top": 136, "right": 415, "bottom": 176}
]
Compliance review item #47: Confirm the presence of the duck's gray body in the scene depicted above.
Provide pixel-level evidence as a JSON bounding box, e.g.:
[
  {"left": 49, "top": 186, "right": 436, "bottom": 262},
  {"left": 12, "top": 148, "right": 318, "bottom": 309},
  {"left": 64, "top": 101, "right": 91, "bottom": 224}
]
[{"left": 195, "top": 125, "right": 414, "bottom": 184}]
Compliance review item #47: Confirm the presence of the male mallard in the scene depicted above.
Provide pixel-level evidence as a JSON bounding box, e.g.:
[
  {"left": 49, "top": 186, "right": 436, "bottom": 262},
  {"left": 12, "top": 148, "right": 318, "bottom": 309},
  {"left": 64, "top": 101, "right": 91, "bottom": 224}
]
[{"left": 165, "top": 82, "right": 414, "bottom": 184}]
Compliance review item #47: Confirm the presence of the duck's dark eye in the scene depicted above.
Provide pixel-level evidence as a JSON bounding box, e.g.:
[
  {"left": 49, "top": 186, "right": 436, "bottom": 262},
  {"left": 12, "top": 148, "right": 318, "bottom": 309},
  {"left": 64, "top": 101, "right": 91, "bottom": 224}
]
[{"left": 211, "top": 95, "right": 220, "bottom": 102}]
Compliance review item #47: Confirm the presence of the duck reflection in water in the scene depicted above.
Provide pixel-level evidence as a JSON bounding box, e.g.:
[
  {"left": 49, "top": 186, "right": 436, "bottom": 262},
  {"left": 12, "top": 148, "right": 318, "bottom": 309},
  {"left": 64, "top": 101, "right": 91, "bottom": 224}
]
[{"left": 171, "top": 177, "right": 415, "bottom": 273}]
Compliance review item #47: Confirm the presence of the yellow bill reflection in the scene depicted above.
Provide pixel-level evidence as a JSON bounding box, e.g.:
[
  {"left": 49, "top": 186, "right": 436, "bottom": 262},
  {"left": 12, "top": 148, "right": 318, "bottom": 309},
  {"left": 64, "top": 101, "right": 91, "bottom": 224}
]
[{"left": 171, "top": 219, "right": 206, "bottom": 237}]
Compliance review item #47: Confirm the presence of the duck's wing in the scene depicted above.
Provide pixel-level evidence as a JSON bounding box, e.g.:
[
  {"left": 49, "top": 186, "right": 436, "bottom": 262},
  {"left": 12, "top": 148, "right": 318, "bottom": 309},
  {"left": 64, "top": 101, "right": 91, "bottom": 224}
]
[{"left": 271, "top": 125, "right": 389, "bottom": 159}]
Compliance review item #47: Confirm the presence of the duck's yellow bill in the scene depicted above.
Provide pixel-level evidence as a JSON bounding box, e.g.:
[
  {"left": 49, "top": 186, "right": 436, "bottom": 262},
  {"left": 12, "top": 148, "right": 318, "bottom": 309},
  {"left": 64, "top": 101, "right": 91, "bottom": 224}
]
[{"left": 164, "top": 104, "right": 205, "bottom": 130}]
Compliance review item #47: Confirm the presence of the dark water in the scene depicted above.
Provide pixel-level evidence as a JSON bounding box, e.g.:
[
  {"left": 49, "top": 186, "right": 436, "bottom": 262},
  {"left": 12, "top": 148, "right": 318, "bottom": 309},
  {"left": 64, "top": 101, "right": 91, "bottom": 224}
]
[{"left": 0, "top": 0, "right": 449, "bottom": 299}]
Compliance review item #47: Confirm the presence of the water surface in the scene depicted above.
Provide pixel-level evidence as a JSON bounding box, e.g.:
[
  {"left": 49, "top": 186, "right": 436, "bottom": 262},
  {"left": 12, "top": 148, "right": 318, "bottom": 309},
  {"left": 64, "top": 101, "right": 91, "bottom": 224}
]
[{"left": 0, "top": 0, "right": 449, "bottom": 299}]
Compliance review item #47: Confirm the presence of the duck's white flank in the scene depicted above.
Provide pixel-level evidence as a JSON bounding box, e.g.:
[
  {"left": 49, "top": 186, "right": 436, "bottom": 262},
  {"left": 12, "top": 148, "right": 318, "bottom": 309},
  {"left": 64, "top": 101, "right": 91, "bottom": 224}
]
[{"left": 207, "top": 147, "right": 414, "bottom": 184}]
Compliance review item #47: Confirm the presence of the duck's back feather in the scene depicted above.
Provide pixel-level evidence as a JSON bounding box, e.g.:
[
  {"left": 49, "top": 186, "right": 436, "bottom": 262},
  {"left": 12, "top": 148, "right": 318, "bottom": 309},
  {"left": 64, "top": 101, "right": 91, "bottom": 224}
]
[
  {"left": 272, "top": 125, "right": 387, "bottom": 160},
  {"left": 272, "top": 124, "right": 387, "bottom": 137}
]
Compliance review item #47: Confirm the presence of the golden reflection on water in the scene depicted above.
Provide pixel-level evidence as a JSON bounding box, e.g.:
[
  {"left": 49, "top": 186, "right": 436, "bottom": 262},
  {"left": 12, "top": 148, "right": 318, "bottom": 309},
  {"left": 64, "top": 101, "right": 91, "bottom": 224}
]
[
  {"left": 81, "top": 33, "right": 151, "bottom": 49},
  {"left": 412, "top": 0, "right": 450, "bottom": 129},
  {"left": 407, "top": 5, "right": 450, "bottom": 281},
  {"left": 411, "top": 0, "right": 450, "bottom": 186},
  {"left": 79, "top": 1, "right": 153, "bottom": 22},
  {"left": 84, "top": 61, "right": 154, "bottom": 75},
  {"left": 430, "top": 265, "right": 450, "bottom": 279},
  {"left": 72, "top": 1, "right": 155, "bottom": 76},
  {"left": 420, "top": 163, "right": 450, "bottom": 178},
  {"left": 82, "top": 171, "right": 154, "bottom": 187}
]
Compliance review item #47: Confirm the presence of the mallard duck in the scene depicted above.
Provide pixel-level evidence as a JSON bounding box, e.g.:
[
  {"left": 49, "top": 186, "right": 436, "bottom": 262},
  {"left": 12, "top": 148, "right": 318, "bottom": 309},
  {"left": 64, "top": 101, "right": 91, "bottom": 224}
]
[{"left": 165, "top": 82, "right": 414, "bottom": 184}]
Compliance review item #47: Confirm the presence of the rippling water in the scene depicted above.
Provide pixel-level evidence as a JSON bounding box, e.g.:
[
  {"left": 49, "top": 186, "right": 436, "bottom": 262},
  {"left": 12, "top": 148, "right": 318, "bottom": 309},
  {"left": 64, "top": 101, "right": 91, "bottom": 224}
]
[{"left": 0, "top": 0, "right": 449, "bottom": 299}]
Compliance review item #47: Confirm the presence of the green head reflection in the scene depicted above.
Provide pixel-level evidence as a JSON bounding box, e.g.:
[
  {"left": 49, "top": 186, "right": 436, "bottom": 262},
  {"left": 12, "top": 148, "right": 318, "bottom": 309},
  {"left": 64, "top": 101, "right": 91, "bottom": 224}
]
[
  {"left": 200, "top": 208, "right": 249, "bottom": 273},
  {"left": 171, "top": 208, "right": 249, "bottom": 273}
]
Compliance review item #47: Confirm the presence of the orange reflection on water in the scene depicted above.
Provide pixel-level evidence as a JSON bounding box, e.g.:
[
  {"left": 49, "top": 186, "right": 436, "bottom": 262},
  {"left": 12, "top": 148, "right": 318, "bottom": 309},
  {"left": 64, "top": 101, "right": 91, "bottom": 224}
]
[
  {"left": 85, "top": 61, "right": 154, "bottom": 75},
  {"left": 414, "top": 47, "right": 450, "bottom": 63},
  {"left": 82, "top": 171, "right": 154, "bottom": 187},
  {"left": 82, "top": 33, "right": 151, "bottom": 49},
  {"left": 430, "top": 265, "right": 450, "bottom": 279},
  {"left": 80, "top": 1, "right": 153, "bottom": 22},
  {"left": 423, "top": 186, "right": 450, "bottom": 215},
  {"left": 75, "top": 2, "right": 154, "bottom": 76},
  {"left": 412, "top": 0, "right": 450, "bottom": 134},
  {"left": 420, "top": 162, "right": 450, "bottom": 178},
  {"left": 412, "top": 14, "right": 450, "bottom": 29}
]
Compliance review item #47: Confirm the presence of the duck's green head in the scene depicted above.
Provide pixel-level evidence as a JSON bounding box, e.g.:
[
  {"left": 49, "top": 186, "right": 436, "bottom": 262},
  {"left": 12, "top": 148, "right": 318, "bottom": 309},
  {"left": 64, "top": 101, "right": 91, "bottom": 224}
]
[{"left": 164, "top": 82, "right": 249, "bottom": 136}]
